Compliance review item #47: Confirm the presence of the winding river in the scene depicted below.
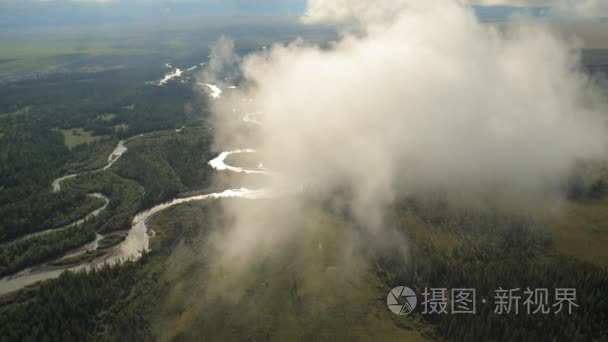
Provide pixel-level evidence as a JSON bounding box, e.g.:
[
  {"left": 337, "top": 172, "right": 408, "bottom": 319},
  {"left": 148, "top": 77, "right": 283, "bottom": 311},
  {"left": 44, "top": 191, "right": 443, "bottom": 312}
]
[
  {"left": 51, "top": 140, "right": 126, "bottom": 192},
  {"left": 196, "top": 83, "right": 223, "bottom": 98},
  {"left": 0, "top": 193, "right": 109, "bottom": 247},
  {"left": 0, "top": 102, "right": 266, "bottom": 295},
  {"left": 209, "top": 149, "right": 272, "bottom": 175},
  {"left": 152, "top": 62, "right": 201, "bottom": 86}
]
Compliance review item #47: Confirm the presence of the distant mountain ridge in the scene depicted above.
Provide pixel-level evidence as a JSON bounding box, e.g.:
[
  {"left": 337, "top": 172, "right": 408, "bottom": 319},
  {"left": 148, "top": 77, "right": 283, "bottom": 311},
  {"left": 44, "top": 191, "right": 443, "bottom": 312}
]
[
  {"left": 0, "top": 0, "right": 307, "bottom": 29},
  {"left": 0, "top": 1, "right": 556, "bottom": 30}
]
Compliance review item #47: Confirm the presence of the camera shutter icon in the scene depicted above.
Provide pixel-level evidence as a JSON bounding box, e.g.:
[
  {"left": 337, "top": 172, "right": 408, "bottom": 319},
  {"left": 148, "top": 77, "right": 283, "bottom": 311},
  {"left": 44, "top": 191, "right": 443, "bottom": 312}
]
[{"left": 387, "top": 286, "right": 417, "bottom": 315}]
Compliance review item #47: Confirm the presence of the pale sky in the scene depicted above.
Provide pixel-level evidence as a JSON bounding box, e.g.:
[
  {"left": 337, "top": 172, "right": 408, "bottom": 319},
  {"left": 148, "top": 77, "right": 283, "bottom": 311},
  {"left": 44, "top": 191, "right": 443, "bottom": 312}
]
[{"left": 1, "top": 0, "right": 606, "bottom": 32}]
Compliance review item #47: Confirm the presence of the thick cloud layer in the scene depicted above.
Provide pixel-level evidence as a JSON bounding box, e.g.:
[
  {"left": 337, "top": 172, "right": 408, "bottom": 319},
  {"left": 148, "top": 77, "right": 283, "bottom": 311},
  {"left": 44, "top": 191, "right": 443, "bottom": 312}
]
[
  {"left": 302, "top": 0, "right": 608, "bottom": 23},
  {"left": 201, "top": 0, "right": 607, "bottom": 272}
]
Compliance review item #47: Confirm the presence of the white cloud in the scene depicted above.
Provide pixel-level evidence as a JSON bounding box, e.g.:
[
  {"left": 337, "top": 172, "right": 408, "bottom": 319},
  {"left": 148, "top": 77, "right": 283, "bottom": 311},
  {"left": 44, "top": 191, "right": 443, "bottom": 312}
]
[
  {"left": 301, "top": 0, "right": 408, "bottom": 24},
  {"left": 204, "top": 0, "right": 608, "bottom": 272},
  {"left": 302, "top": 1, "right": 608, "bottom": 23}
]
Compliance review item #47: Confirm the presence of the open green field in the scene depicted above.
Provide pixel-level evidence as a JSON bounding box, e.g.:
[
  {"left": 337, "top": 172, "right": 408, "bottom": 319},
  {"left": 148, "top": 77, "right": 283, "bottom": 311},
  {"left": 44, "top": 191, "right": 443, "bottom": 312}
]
[
  {"left": 59, "top": 128, "right": 106, "bottom": 149},
  {"left": 0, "top": 38, "right": 154, "bottom": 75},
  {"left": 548, "top": 198, "right": 608, "bottom": 266}
]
